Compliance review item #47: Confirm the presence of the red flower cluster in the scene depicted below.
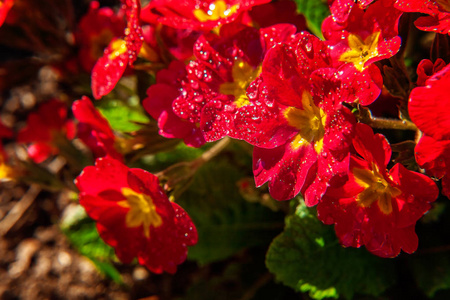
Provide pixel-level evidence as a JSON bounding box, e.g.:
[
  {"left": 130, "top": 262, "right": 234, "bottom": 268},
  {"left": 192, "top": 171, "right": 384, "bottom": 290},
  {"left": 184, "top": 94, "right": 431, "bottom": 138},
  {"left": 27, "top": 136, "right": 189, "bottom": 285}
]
[{"left": 83, "top": 0, "right": 448, "bottom": 261}]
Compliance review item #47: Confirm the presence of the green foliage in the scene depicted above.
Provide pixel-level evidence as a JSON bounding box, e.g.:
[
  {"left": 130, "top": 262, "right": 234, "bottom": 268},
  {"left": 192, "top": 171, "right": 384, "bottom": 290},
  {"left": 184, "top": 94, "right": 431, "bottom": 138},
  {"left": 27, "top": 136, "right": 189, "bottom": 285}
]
[
  {"left": 61, "top": 205, "right": 122, "bottom": 283},
  {"left": 294, "top": 0, "right": 329, "bottom": 38},
  {"left": 140, "top": 142, "right": 207, "bottom": 172},
  {"left": 97, "top": 95, "right": 149, "bottom": 132},
  {"left": 411, "top": 252, "right": 450, "bottom": 298},
  {"left": 266, "top": 201, "right": 396, "bottom": 299},
  {"left": 178, "top": 156, "right": 284, "bottom": 265},
  {"left": 410, "top": 200, "right": 450, "bottom": 297},
  {"left": 179, "top": 249, "right": 296, "bottom": 300}
]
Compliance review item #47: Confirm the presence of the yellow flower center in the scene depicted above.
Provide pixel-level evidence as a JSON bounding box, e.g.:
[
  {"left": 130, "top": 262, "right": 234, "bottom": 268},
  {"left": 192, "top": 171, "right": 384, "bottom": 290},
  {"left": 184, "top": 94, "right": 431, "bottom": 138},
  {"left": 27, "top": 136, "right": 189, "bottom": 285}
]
[
  {"left": 353, "top": 164, "right": 401, "bottom": 214},
  {"left": 339, "top": 31, "right": 380, "bottom": 72},
  {"left": 0, "top": 156, "right": 13, "bottom": 181},
  {"left": 284, "top": 91, "right": 326, "bottom": 153},
  {"left": 118, "top": 187, "right": 163, "bottom": 238},
  {"left": 219, "top": 59, "right": 261, "bottom": 108},
  {"left": 193, "top": 0, "right": 239, "bottom": 22},
  {"left": 107, "top": 39, "right": 127, "bottom": 61}
]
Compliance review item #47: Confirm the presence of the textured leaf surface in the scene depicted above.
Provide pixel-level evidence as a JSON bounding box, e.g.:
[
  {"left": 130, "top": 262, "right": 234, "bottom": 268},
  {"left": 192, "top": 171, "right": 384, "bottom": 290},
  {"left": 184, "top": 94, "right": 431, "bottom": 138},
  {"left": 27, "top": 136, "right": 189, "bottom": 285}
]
[
  {"left": 61, "top": 206, "right": 121, "bottom": 283},
  {"left": 266, "top": 201, "right": 395, "bottom": 299},
  {"left": 97, "top": 96, "right": 149, "bottom": 132},
  {"left": 178, "top": 150, "right": 284, "bottom": 265}
]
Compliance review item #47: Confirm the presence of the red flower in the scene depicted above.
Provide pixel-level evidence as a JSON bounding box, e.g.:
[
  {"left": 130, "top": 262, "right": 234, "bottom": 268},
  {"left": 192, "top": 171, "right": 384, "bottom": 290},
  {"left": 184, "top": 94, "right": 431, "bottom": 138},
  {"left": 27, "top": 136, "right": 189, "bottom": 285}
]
[
  {"left": 72, "top": 96, "right": 122, "bottom": 160},
  {"left": 75, "top": 1, "right": 125, "bottom": 72},
  {"left": 17, "top": 100, "right": 75, "bottom": 163},
  {"left": 395, "top": 0, "right": 450, "bottom": 34},
  {"left": 172, "top": 23, "right": 297, "bottom": 143},
  {"left": 415, "top": 135, "right": 450, "bottom": 198},
  {"left": 323, "top": 0, "right": 402, "bottom": 105},
  {"left": 91, "top": 0, "right": 143, "bottom": 99},
  {"left": 416, "top": 58, "right": 447, "bottom": 86},
  {"left": 317, "top": 123, "right": 438, "bottom": 258},
  {"left": 328, "top": 0, "right": 375, "bottom": 24},
  {"left": 409, "top": 64, "right": 450, "bottom": 140},
  {"left": 143, "top": 60, "right": 206, "bottom": 147},
  {"left": 236, "top": 33, "right": 355, "bottom": 204},
  {"left": 410, "top": 63, "right": 450, "bottom": 198},
  {"left": 140, "top": 0, "right": 270, "bottom": 31},
  {"left": 75, "top": 157, "right": 198, "bottom": 274}
]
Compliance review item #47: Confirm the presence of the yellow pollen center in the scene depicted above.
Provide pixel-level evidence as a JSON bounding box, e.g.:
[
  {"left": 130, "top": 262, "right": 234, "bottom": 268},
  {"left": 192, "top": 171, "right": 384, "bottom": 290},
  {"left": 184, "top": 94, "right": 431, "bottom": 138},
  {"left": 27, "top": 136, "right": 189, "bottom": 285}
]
[
  {"left": 339, "top": 31, "right": 380, "bottom": 72},
  {"left": 353, "top": 164, "right": 401, "bottom": 214},
  {"left": 0, "top": 155, "right": 13, "bottom": 180},
  {"left": 107, "top": 39, "right": 127, "bottom": 61},
  {"left": 118, "top": 187, "right": 162, "bottom": 238},
  {"left": 193, "top": 0, "right": 239, "bottom": 22},
  {"left": 219, "top": 59, "right": 261, "bottom": 108},
  {"left": 284, "top": 91, "right": 326, "bottom": 153}
]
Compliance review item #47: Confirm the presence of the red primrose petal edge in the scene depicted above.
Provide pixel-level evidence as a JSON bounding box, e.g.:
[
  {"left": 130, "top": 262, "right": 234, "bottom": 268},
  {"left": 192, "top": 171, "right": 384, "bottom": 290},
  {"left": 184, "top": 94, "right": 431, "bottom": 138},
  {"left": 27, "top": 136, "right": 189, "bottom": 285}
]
[
  {"left": 143, "top": 61, "right": 206, "bottom": 147},
  {"left": 91, "top": 0, "right": 143, "bottom": 100},
  {"left": 140, "top": 0, "right": 271, "bottom": 31},
  {"left": 72, "top": 96, "right": 122, "bottom": 160},
  {"left": 409, "top": 64, "right": 450, "bottom": 140}
]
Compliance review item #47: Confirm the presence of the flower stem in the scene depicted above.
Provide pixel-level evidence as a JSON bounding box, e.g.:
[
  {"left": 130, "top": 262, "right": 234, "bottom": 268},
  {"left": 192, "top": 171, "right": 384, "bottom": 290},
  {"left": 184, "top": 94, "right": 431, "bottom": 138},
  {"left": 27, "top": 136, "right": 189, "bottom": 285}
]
[{"left": 355, "top": 106, "right": 417, "bottom": 131}]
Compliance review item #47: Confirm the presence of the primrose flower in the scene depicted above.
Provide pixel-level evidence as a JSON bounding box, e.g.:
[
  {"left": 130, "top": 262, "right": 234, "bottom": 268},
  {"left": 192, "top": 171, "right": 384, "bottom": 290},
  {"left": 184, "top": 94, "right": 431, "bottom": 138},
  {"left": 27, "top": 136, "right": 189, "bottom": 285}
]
[
  {"left": 75, "top": 156, "right": 198, "bottom": 274},
  {"left": 323, "top": 0, "right": 403, "bottom": 105},
  {"left": 17, "top": 100, "right": 75, "bottom": 163},
  {"left": 236, "top": 32, "right": 355, "bottom": 204},
  {"left": 410, "top": 63, "right": 450, "bottom": 198},
  {"left": 72, "top": 96, "right": 122, "bottom": 160},
  {"left": 317, "top": 123, "right": 438, "bottom": 258},
  {"left": 75, "top": 1, "right": 125, "bottom": 72},
  {"left": 140, "top": 0, "right": 270, "bottom": 32},
  {"left": 91, "top": 0, "right": 143, "bottom": 99},
  {"left": 172, "top": 23, "right": 297, "bottom": 143}
]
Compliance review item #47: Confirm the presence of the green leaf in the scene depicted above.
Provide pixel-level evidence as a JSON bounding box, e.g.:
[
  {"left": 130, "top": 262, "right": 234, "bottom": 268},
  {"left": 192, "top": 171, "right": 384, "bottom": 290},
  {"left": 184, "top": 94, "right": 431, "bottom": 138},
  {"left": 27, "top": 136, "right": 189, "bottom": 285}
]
[
  {"left": 178, "top": 157, "right": 284, "bottom": 265},
  {"left": 61, "top": 205, "right": 122, "bottom": 283},
  {"left": 294, "top": 0, "right": 329, "bottom": 39},
  {"left": 411, "top": 252, "right": 450, "bottom": 297},
  {"left": 266, "top": 201, "right": 395, "bottom": 299},
  {"left": 97, "top": 95, "right": 149, "bottom": 132}
]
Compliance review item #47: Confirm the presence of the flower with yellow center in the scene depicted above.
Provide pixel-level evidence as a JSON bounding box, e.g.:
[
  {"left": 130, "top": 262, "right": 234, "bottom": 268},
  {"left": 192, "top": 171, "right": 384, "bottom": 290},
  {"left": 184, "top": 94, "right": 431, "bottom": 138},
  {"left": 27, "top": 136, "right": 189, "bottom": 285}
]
[
  {"left": 107, "top": 39, "right": 128, "bottom": 61},
  {"left": 118, "top": 187, "right": 163, "bottom": 238},
  {"left": 353, "top": 163, "right": 401, "bottom": 214},
  {"left": 339, "top": 31, "right": 381, "bottom": 72},
  {"left": 219, "top": 59, "right": 261, "bottom": 108},
  {"left": 283, "top": 91, "right": 326, "bottom": 153},
  {"left": 193, "top": 0, "right": 239, "bottom": 22}
]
